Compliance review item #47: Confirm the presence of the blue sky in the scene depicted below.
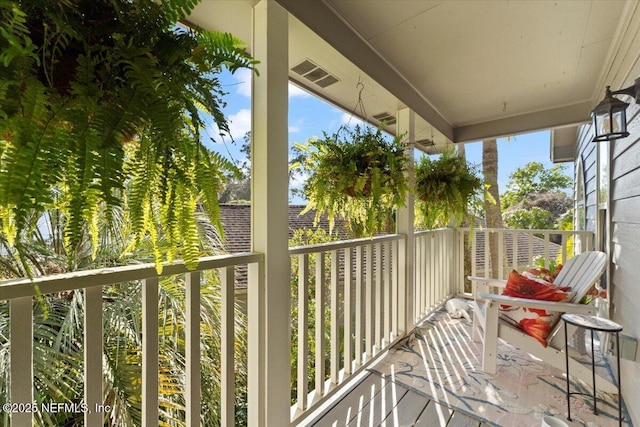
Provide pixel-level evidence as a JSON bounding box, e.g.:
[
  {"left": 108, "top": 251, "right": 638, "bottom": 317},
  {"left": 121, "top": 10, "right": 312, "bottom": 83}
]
[{"left": 207, "top": 68, "right": 573, "bottom": 203}]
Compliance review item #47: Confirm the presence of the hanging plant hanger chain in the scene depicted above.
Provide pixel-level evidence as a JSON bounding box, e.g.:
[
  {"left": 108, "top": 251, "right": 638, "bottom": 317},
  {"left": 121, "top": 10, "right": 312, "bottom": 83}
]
[
  {"left": 336, "top": 78, "right": 369, "bottom": 145},
  {"left": 342, "top": 78, "right": 368, "bottom": 129}
]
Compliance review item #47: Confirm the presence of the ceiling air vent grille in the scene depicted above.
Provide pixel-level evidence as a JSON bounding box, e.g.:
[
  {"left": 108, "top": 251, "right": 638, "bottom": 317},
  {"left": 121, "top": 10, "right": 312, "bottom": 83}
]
[
  {"left": 291, "top": 59, "right": 340, "bottom": 88},
  {"left": 372, "top": 112, "right": 396, "bottom": 125}
]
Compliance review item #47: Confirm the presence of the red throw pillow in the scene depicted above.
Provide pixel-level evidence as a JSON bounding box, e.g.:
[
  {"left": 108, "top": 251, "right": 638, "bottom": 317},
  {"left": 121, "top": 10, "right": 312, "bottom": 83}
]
[{"left": 499, "top": 270, "right": 573, "bottom": 347}]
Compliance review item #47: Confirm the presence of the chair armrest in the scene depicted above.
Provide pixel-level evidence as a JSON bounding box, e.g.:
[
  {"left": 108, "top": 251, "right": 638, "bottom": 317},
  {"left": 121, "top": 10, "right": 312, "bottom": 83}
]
[
  {"left": 467, "top": 276, "right": 507, "bottom": 288},
  {"left": 476, "top": 292, "right": 597, "bottom": 315}
]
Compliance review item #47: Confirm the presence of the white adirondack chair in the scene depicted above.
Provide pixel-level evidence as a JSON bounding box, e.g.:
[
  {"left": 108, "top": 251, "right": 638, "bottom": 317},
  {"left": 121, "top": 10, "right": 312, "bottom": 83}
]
[{"left": 470, "top": 251, "right": 616, "bottom": 393}]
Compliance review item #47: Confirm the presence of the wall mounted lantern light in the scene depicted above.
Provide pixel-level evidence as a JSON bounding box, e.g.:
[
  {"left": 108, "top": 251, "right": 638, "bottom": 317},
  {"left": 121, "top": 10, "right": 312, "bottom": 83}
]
[{"left": 591, "top": 77, "right": 640, "bottom": 142}]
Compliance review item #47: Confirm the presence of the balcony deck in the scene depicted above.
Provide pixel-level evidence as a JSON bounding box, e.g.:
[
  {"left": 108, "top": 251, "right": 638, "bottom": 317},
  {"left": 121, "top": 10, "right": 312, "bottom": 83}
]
[
  {"left": 306, "top": 303, "right": 627, "bottom": 427},
  {"left": 307, "top": 371, "right": 485, "bottom": 427}
]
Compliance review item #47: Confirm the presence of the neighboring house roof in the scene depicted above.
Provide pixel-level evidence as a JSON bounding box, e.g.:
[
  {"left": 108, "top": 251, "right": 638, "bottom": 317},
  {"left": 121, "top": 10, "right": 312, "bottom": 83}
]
[
  {"left": 219, "top": 204, "right": 350, "bottom": 254},
  {"left": 219, "top": 204, "right": 562, "bottom": 287},
  {"left": 219, "top": 204, "right": 350, "bottom": 288},
  {"left": 472, "top": 231, "right": 562, "bottom": 271}
]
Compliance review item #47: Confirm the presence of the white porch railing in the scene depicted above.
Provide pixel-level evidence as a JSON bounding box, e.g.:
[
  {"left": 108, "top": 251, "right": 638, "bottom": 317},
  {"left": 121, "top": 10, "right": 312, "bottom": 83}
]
[
  {"left": 288, "top": 234, "right": 405, "bottom": 422},
  {"left": 0, "top": 252, "right": 263, "bottom": 427},
  {"left": 289, "top": 229, "right": 458, "bottom": 423},
  {"left": 457, "top": 228, "right": 595, "bottom": 296},
  {"left": 2, "top": 228, "right": 591, "bottom": 426},
  {"left": 413, "top": 229, "right": 457, "bottom": 324}
]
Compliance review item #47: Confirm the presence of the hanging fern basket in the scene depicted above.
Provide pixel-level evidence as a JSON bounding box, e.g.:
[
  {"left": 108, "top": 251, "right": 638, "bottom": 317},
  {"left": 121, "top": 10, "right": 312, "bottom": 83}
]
[
  {"left": 301, "top": 125, "right": 408, "bottom": 237},
  {"left": 415, "top": 149, "right": 483, "bottom": 228},
  {"left": 0, "top": 0, "right": 257, "bottom": 273}
]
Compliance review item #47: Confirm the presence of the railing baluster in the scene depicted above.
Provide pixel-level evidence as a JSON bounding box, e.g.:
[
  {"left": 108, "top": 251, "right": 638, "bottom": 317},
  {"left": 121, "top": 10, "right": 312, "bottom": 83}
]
[
  {"left": 528, "top": 233, "right": 534, "bottom": 267},
  {"left": 221, "top": 266, "right": 235, "bottom": 426},
  {"left": 439, "top": 232, "right": 443, "bottom": 301},
  {"left": 544, "top": 232, "right": 550, "bottom": 268},
  {"left": 415, "top": 235, "right": 421, "bottom": 319},
  {"left": 344, "top": 248, "right": 353, "bottom": 375},
  {"left": 85, "top": 286, "right": 103, "bottom": 427},
  {"left": 430, "top": 232, "right": 435, "bottom": 309},
  {"left": 297, "top": 254, "right": 309, "bottom": 411},
  {"left": 330, "top": 249, "right": 339, "bottom": 386},
  {"left": 498, "top": 230, "right": 504, "bottom": 280},
  {"left": 424, "top": 235, "right": 428, "bottom": 312},
  {"left": 355, "top": 246, "right": 363, "bottom": 367},
  {"left": 375, "top": 242, "right": 382, "bottom": 351},
  {"left": 484, "top": 229, "right": 491, "bottom": 278},
  {"left": 391, "top": 239, "right": 399, "bottom": 339},
  {"left": 315, "top": 251, "right": 326, "bottom": 397},
  {"left": 471, "top": 230, "right": 477, "bottom": 283},
  {"left": 185, "top": 271, "right": 201, "bottom": 427},
  {"left": 383, "top": 241, "right": 391, "bottom": 345},
  {"left": 512, "top": 231, "right": 518, "bottom": 270},
  {"left": 10, "top": 297, "right": 33, "bottom": 427},
  {"left": 365, "top": 244, "right": 373, "bottom": 360},
  {"left": 456, "top": 230, "right": 462, "bottom": 294},
  {"left": 142, "top": 278, "right": 159, "bottom": 427}
]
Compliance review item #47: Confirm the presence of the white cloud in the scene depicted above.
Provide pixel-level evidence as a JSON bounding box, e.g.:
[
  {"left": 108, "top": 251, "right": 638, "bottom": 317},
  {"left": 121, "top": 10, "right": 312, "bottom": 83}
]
[
  {"left": 340, "top": 112, "right": 366, "bottom": 127},
  {"left": 209, "top": 108, "right": 252, "bottom": 144},
  {"left": 227, "top": 109, "right": 252, "bottom": 140},
  {"left": 289, "top": 83, "right": 310, "bottom": 98},
  {"left": 231, "top": 72, "right": 309, "bottom": 99},
  {"left": 234, "top": 68, "right": 252, "bottom": 97},
  {"left": 289, "top": 119, "right": 304, "bottom": 133}
]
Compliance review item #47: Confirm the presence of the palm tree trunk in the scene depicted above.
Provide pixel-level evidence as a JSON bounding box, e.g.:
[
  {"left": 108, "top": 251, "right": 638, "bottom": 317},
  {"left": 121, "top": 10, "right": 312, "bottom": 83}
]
[
  {"left": 483, "top": 139, "right": 503, "bottom": 277},
  {"left": 457, "top": 143, "right": 473, "bottom": 293}
]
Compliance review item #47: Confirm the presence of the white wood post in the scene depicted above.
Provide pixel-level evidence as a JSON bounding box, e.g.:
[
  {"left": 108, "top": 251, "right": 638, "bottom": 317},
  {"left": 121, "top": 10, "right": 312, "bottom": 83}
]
[
  {"left": 84, "top": 286, "right": 103, "bottom": 427},
  {"left": 185, "top": 271, "right": 201, "bottom": 427},
  {"left": 142, "top": 278, "right": 159, "bottom": 427},
  {"left": 297, "top": 254, "right": 309, "bottom": 410},
  {"left": 251, "top": 1, "right": 291, "bottom": 425},
  {"left": 221, "top": 266, "right": 236, "bottom": 426},
  {"left": 10, "top": 297, "right": 33, "bottom": 427},
  {"left": 396, "top": 108, "right": 415, "bottom": 333},
  {"left": 315, "top": 252, "right": 326, "bottom": 396}
]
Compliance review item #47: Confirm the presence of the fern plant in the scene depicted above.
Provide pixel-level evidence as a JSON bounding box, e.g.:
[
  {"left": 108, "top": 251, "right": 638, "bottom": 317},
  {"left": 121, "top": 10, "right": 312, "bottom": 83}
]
[
  {"left": 415, "top": 149, "right": 483, "bottom": 229},
  {"left": 0, "top": 0, "right": 256, "bottom": 272},
  {"left": 299, "top": 125, "right": 408, "bottom": 237}
]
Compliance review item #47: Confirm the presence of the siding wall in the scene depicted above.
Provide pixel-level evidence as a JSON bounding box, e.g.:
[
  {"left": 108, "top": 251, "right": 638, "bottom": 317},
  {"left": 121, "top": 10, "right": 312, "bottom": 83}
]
[
  {"left": 576, "top": 105, "right": 640, "bottom": 427},
  {"left": 574, "top": 4, "right": 640, "bottom": 423}
]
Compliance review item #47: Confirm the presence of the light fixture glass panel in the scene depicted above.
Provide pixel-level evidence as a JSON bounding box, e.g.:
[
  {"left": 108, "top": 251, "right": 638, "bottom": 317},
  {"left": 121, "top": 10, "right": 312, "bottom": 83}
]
[{"left": 613, "top": 110, "right": 625, "bottom": 133}]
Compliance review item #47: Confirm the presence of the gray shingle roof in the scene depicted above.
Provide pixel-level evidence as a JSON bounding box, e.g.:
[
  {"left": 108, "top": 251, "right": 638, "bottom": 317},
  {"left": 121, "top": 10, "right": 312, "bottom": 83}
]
[
  {"left": 219, "top": 205, "right": 562, "bottom": 287},
  {"left": 219, "top": 204, "right": 350, "bottom": 254}
]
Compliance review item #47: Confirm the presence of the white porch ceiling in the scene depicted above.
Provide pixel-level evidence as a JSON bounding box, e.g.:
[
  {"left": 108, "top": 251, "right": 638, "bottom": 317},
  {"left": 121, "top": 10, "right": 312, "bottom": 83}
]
[{"left": 188, "top": 0, "right": 632, "bottom": 150}]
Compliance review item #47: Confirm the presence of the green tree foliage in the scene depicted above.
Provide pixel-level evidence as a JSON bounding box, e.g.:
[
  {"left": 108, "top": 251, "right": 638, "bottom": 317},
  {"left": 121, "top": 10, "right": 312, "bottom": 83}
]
[
  {"left": 0, "top": 0, "right": 257, "bottom": 273},
  {"left": 501, "top": 162, "right": 572, "bottom": 231},
  {"left": 0, "top": 210, "right": 248, "bottom": 426},
  {"left": 501, "top": 162, "right": 572, "bottom": 210},
  {"left": 218, "top": 132, "right": 252, "bottom": 204},
  {"left": 503, "top": 206, "right": 554, "bottom": 230}
]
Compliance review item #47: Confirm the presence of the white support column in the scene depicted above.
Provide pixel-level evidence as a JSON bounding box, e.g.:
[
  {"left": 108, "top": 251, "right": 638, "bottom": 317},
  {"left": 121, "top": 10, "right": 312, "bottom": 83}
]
[
  {"left": 84, "top": 286, "right": 103, "bottom": 427},
  {"left": 221, "top": 266, "right": 236, "bottom": 426},
  {"left": 185, "top": 272, "right": 201, "bottom": 427},
  {"left": 10, "top": 297, "right": 33, "bottom": 427},
  {"left": 251, "top": 1, "right": 291, "bottom": 426},
  {"left": 142, "top": 278, "right": 159, "bottom": 427},
  {"left": 396, "top": 108, "right": 415, "bottom": 333}
]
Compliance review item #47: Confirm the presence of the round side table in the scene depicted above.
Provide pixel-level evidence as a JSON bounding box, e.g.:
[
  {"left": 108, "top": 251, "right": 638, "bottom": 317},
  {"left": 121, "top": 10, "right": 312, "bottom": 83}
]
[{"left": 561, "top": 313, "right": 623, "bottom": 426}]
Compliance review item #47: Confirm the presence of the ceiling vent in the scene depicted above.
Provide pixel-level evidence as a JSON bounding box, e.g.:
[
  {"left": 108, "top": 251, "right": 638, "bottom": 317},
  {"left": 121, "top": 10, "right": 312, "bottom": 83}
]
[
  {"left": 291, "top": 60, "right": 340, "bottom": 88},
  {"left": 372, "top": 112, "right": 397, "bottom": 125}
]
